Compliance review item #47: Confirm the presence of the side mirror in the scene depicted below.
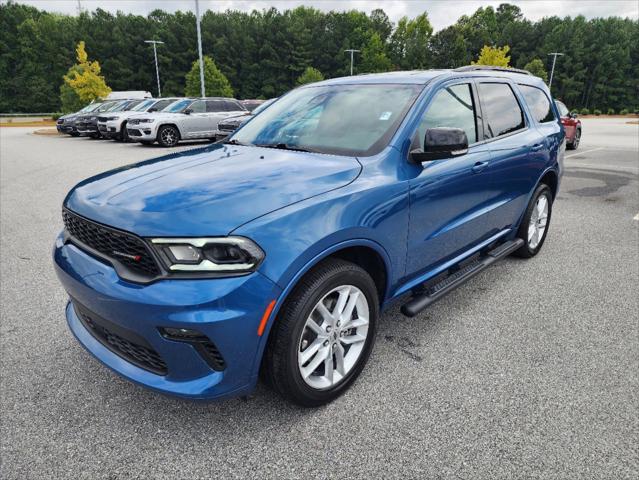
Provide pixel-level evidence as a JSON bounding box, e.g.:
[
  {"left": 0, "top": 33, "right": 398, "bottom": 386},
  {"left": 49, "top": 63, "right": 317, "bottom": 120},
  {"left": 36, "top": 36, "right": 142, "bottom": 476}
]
[
  {"left": 148, "top": 107, "right": 157, "bottom": 112},
  {"left": 410, "top": 127, "right": 469, "bottom": 163},
  {"left": 183, "top": 108, "right": 192, "bottom": 115},
  {"left": 569, "top": 111, "right": 578, "bottom": 119}
]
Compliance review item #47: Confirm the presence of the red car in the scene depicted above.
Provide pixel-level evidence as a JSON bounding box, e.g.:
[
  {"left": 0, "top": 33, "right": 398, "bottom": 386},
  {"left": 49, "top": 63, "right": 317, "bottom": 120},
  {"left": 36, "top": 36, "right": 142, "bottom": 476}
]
[{"left": 556, "top": 100, "right": 581, "bottom": 150}]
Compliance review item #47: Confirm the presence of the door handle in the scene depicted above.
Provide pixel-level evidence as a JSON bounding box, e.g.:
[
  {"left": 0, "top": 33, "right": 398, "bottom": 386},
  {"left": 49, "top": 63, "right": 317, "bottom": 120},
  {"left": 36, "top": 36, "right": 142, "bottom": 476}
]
[
  {"left": 531, "top": 143, "right": 544, "bottom": 152},
  {"left": 471, "top": 160, "right": 489, "bottom": 173}
]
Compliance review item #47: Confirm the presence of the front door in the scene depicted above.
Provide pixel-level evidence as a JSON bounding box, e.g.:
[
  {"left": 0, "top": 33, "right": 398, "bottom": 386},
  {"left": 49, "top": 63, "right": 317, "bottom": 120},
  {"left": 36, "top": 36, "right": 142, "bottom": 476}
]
[
  {"left": 406, "top": 81, "right": 495, "bottom": 279},
  {"left": 182, "top": 100, "right": 210, "bottom": 138}
]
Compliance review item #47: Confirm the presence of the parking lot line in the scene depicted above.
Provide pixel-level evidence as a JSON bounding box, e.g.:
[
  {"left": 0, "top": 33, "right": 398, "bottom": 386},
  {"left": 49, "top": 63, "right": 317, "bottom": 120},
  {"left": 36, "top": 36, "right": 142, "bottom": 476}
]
[{"left": 565, "top": 147, "right": 603, "bottom": 158}]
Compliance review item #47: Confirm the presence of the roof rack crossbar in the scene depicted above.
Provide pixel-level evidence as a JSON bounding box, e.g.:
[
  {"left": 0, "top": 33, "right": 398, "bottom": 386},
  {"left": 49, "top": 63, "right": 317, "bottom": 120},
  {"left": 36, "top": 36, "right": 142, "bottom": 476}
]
[{"left": 453, "top": 66, "right": 532, "bottom": 76}]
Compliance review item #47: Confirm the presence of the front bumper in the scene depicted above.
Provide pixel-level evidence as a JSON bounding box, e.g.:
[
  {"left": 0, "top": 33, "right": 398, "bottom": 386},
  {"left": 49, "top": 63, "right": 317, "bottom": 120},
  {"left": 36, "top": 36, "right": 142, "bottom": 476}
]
[
  {"left": 77, "top": 120, "right": 98, "bottom": 135},
  {"left": 98, "top": 120, "right": 120, "bottom": 138},
  {"left": 53, "top": 233, "right": 281, "bottom": 400},
  {"left": 127, "top": 122, "right": 159, "bottom": 141}
]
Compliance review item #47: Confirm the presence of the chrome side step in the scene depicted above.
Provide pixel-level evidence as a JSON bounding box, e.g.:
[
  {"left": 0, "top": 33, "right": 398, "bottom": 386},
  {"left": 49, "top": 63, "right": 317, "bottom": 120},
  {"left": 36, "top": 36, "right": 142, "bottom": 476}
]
[{"left": 400, "top": 238, "right": 524, "bottom": 317}]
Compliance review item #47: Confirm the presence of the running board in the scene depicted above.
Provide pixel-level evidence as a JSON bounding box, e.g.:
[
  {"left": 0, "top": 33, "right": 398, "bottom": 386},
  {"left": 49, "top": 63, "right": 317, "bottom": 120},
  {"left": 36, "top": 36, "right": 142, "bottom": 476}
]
[{"left": 400, "top": 238, "right": 524, "bottom": 317}]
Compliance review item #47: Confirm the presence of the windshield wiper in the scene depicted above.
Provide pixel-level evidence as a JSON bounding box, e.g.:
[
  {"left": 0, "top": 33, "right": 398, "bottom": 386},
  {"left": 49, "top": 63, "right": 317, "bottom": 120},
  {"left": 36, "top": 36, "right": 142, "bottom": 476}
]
[
  {"left": 256, "top": 143, "right": 320, "bottom": 153},
  {"left": 222, "top": 139, "right": 248, "bottom": 146}
]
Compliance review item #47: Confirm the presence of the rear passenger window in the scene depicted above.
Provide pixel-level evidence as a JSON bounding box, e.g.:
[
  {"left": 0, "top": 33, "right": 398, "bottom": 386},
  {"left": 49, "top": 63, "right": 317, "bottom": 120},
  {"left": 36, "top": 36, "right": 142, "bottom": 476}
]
[
  {"left": 478, "top": 83, "right": 525, "bottom": 138},
  {"left": 416, "top": 83, "right": 477, "bottom": 147},
  {"left": 206, "top": 100, "right": 225, "bottom": 112},
  {"left": 519, "top": 85, "right": 555, "bottom": 123},
  {"left": 224, "top": 100, "right": 243, "bottom": 111}
]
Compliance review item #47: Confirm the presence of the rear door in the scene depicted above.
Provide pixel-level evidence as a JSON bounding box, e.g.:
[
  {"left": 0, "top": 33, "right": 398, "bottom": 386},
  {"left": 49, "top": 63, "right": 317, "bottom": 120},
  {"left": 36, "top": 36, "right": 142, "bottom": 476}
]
[
  {"left": 475, "top": 81, "right": 546, "bottom": 232},
  {"left": 406, "top": 81, "right": 495, "bottom": 278}
]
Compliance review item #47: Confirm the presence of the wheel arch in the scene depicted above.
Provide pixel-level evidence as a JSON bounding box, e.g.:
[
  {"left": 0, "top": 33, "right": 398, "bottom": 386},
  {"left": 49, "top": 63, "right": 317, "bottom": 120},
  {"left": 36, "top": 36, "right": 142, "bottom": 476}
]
[
  {"left": 249, "top": 238, "right": 391, "bottom": 378},
  {"left": 156, "top": 123, "right": 182, "bottom": 141}
]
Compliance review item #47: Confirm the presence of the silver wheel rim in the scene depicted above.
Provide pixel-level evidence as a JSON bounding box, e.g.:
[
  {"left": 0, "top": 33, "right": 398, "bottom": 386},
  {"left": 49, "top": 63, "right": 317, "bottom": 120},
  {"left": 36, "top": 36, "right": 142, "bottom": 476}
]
[
  {"left": 161, "top": 128, "right": 177, "bottom": 145},
  {"left": 528, "top": 194, "right": 549, "bottom": 249},
  {"left": 298, "top": 285, "right": 369, "bottom": 390},
  {"left": 574, "top": 130, "right": 580, "bottom": 148}
]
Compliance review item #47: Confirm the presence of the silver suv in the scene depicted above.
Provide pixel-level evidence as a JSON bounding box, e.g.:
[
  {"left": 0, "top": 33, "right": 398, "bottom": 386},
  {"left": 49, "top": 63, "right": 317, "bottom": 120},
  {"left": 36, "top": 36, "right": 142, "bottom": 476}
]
[
  {"left": 97, "top": 98, "right": 182, "bottom": 141},
  {"left": 127, "top": 97, "right": 247, "bottom": 147}
]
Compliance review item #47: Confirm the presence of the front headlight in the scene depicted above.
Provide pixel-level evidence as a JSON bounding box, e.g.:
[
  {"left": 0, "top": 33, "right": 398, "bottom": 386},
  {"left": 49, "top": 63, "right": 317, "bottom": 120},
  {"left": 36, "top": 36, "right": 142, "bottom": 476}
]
[
  {"left": 151, "top": 237, "right": 264, "bottom": 274},
  {"left": 106, "top": 116, "right": 118, "bottom": 121},
  {"left": 138, "top": 118, "right": 155, "bottom": 123}
]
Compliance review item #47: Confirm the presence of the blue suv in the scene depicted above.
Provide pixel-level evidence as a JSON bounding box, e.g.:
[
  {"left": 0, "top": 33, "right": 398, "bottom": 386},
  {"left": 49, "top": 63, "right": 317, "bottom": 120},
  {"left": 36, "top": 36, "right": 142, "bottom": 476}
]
[{"left": 53, "top": 67, "right": 564, "bottom": 406}]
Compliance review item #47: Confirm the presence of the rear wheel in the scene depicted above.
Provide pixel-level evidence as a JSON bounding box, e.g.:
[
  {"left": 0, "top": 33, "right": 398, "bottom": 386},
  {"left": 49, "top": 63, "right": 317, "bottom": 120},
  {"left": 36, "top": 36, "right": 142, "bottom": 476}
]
[
  {"left": 157, "top": 125, "right": 180, "bottom": 147},
  {"left": 567, "top": 128, "right": 581, "bottom": 150},
  {"left": 263, "top": 258, "right": 378, "bottom": 407},
  {"left": 514, "top": 183, "right": 552, "bottom": 258}
]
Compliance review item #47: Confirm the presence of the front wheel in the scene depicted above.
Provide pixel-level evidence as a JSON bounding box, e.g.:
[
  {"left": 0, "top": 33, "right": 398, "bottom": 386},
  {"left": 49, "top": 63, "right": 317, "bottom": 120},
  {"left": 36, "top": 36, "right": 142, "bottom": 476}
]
[
  {"left": 118, "top": 121, "right": 129, "bottom": 142},
  {"left": 514, "top": 183, "right": 553, "bottom": 258},
  {"left": 262, "top": 258, "right": 378, "bottom": 407},
  {"left": 157, "top": 125, "right": 180, "bottom": 147}
]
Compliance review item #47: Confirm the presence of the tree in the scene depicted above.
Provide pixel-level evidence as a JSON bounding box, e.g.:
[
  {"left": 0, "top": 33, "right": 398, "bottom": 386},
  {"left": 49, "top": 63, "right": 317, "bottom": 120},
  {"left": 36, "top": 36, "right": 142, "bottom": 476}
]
[
  {"left": 62, "top": 41, "right": 111, "bottom": 104},
  {"left": 361, "top": 32, "right": 392, "bottom": 73},
  {"left": 524, "top": 58, "right": 548, "bottom": 82},
  {"left": 472, "top": 45, "right": 511, "bottom": 67},
  {"left": 389, "top": 13, "right": 434, "bottom": 69},
  {"left": 185, "top": 56, "right": 233, "bottom": 97},
  {"left": 60, "top": 66, "right": 85, "bottom": 112},
  {"left": 296, "top": 66, "right": 324, "bottom": 85}
]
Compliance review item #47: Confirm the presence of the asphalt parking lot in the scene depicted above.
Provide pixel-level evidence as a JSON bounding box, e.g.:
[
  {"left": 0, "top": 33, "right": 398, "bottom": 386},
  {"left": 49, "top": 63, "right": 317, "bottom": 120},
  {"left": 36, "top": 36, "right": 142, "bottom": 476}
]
[{"left": 1, "top": 118, "right": 638, "bottom": 479}]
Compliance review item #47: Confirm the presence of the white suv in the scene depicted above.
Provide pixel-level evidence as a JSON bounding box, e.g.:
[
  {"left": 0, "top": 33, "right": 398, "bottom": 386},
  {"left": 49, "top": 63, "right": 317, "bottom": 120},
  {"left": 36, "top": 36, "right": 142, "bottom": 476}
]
[
  {"left": 127, "top": 97, "right": 247, "bottom": 147},
  {"left": 97, "top": 98, "right": 182, "bottom": 141}
]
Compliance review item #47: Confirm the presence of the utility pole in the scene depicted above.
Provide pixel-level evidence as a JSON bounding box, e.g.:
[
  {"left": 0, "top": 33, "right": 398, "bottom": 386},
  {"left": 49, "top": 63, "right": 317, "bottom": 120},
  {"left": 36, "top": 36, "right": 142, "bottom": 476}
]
[
  {"left": 547, "top": 52, "right": 564, "bottom": 91},
  {"left": 344, "top": 49, "right": 360, "bottom": 76},
  {"left": 195, "top": 0, "right": 205, "bottom": 97},
  {"left": 144, "top": 40, "right": 164, "bottom": 97}
]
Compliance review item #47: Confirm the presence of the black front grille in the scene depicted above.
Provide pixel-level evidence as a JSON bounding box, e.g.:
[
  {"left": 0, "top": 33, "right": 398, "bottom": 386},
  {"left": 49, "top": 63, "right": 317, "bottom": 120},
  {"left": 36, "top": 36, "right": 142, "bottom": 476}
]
[
  {"left": 74, "top": 301, "right": 167, "bottom": 375},
  {"left": 127, "top": 128, "right": 142, "bottom": 136},
  {"left": 198, "top": 341, "right": 226, "bottom": 371},
  {"left": 98, "top": 124, "right": 107, "bottom": 132},
  {"left": 63, "top": 209, "right": 160, "bottom": 278},
  {"left": 97, "top": 116, "right": 108, "bottom": 122}
]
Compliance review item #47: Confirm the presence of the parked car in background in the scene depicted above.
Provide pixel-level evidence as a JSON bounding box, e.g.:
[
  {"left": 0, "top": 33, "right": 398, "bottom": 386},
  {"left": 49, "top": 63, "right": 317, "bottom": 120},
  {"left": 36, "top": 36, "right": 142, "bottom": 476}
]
[
  {"left": 240, "top": 99, "right": 266, "bottom": 112},
  {"left": 54, "top": 67, "right": 563, "bottom": 406},
  {"left": 127, "top": 97, "right": 247, "bottom": 147},
  {"left": 555, "top": 100, "right": 581, "bottom": 149},
  {"left": 76, "top": 99, "right": 144, "bottom": 138},
  {"left": 57, "top": 102, "right": 105, "bottom": 136},
  {"left": 105, "top": 91, "right": 152, "bottom": 100},
  {"left": 98, "top": 98, "right": 182, "bottom": 141},
  {"left": 214, "top": 98, "right": 275, "bottom": 141}
]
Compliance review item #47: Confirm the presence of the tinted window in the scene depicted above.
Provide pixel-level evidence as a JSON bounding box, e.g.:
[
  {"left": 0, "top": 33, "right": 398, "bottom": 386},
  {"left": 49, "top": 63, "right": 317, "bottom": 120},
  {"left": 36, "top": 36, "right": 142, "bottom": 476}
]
[
  {"left": 225, "top": 100, "right": 245, "bottom": 111},
  {"left": 478, "top": 83, "right": 525, "bottom": 138},
  {"left": 190, "top": 100, "right": 206, "bottom": 113},
  {"left": 149, "top": 99, "right": 174, "bottom": 111},
  {"left": 416, "top": 83, "right": 477, "bottom": 147},
  {"left": 519, "top": 85, "right": 555, "bottom": 123},
  {"left": 555, "top": 100, "right": 569, "bottom": 117},
  {"left": 206, "top": 100, "right": 226, "bottom": 112}
]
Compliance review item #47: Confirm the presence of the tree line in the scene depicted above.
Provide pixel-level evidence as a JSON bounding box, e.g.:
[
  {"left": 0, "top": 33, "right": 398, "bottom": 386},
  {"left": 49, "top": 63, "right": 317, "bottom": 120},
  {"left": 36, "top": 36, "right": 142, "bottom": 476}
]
[{"left": 1, "top": 1, "right": 637, "bottom": 113}]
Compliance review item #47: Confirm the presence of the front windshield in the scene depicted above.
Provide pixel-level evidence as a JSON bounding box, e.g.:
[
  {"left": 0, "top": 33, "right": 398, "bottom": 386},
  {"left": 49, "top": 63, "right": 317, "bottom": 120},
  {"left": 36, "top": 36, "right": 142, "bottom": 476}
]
[
  {"left": 231, "top": 84, "right": 422, "bottom": 156},
  {"left": 80, "top": 103, "right": 101, "bottom": 113},
  {"left": 163, "top": 99, "right": 192, "bottom": 113},
  {"left": 96, "top": 101, "right": 119, "bottom": 112},
  {"left": 131, "top": 99, "right": 155, "bottom": 112}
]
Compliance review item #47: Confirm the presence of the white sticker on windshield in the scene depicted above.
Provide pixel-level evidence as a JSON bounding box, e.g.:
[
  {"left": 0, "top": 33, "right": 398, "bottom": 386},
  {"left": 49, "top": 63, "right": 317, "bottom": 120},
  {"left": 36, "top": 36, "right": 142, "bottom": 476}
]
[{"left": 379, "top": 111, "right": 392, "bottom": 121}]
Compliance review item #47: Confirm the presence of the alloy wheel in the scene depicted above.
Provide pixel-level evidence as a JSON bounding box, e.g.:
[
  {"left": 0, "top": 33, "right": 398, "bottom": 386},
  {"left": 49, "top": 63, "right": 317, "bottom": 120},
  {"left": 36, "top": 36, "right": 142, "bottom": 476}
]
[
  {"left": 528, "top": 194, "right": 548, "bottom": 249},
  {"left": 298, "top": 285, "right": 369, "bottom": 390},
  {"left": 161, "top": 128, "right": 177, "bottom": 146}
]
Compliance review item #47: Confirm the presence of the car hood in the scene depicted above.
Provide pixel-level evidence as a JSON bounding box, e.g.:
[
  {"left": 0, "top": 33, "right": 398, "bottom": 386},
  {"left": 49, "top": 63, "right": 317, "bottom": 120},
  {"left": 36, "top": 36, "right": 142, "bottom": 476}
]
[
  {"left": 219, "top": 114, "right": 251, "bottom": 127},
  {"left": 65, "top": 144, "right": 361, "bottom": 236}
]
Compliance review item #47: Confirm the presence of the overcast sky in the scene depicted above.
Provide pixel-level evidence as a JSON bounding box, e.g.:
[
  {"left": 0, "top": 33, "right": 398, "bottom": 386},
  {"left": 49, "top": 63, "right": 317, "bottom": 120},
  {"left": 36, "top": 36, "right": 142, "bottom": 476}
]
[{"left": 9, "top": 0, "right": 639, "bottom": 31}]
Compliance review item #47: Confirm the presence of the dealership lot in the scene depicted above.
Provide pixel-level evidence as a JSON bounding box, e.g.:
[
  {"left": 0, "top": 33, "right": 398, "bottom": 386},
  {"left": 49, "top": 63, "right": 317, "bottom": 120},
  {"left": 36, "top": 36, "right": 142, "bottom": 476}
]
[{"left": 1, "top": 118, "right": 637, "bottom": 478}]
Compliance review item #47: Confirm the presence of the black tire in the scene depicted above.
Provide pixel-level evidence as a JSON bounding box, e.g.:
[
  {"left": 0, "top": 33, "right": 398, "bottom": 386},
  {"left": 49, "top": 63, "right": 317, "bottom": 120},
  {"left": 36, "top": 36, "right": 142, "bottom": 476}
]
[
  {"left": 118, "top": 121, "right": 129, "bottom": 142},
  {"left": 262, "top": 258, "right": 379, "bottom": 407},
  {"left": 140, "top": 140, "right": 154, "bottom": 146},
  {"left": 69, "top": 132, "right": 80, "bottom": 137},
  {"left": 567, "top": 128, "right": 581, "bottom": 150},
  {"left": 157, "top": 125, "right": 180, "bottom": 147},
  {"left": 514, "top": 183, "right": 553, "bottom": 258}
]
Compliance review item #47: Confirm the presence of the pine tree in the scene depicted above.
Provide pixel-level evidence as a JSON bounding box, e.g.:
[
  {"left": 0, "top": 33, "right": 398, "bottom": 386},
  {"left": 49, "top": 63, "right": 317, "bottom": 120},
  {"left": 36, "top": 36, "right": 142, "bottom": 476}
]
[{"left": 184, "top": 56, "right": 233, "bottom": 97}]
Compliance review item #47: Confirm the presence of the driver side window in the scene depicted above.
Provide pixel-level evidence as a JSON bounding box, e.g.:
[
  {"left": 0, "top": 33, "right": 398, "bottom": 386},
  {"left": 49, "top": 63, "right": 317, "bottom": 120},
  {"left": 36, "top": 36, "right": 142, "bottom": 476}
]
[
  {"left": 415, "top": 83, "right": 477, "bottom": 149},
  {"left": 190, "top": 100, "right": 206, "bottom": 113}
]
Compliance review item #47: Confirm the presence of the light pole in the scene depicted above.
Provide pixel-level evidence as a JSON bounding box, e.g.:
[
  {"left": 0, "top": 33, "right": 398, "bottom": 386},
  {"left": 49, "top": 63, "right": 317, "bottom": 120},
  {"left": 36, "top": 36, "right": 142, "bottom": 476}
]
[
  {"left": 547, "top": 52, "right": 564, "bottom": 91},
  {"left": 144, "top": 40, "right": 164, "bottom": 97},
  {"left": 344, "top": 49, "right": 360, "bottom": 76},
  {"left": 195, "top": 0, "right": 205, "bottom": 97}
]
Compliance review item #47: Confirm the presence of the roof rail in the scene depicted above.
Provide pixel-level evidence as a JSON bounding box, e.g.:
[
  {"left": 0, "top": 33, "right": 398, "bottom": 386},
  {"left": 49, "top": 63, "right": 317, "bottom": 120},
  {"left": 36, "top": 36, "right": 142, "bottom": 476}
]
[{"left": 454, "top": 65, "right": 532, "bottom": 76}]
